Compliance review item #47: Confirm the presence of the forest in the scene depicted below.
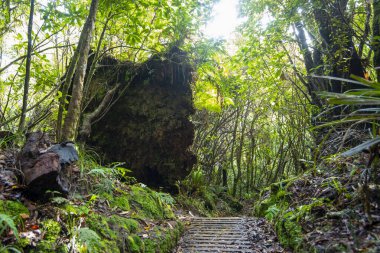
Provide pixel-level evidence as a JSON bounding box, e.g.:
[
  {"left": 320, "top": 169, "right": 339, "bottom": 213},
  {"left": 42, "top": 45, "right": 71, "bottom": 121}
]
[{"left": 0, "top": 0, "right": 379, "bottom": 252}]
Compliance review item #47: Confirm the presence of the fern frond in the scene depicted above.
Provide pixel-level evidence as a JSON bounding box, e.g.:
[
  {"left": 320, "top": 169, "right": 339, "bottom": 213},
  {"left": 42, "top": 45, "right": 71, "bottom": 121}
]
[
  {"left": 78, "top": 227, "right": 101, "bottom": 252},
  {"left": 0, "top": 214, "right": 19, "bottom": 239}
]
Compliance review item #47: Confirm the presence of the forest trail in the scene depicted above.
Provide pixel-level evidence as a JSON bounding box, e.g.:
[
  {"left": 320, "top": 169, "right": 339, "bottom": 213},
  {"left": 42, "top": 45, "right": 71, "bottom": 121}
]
[{"left": 175, "top": 217, "right": 285, "bottom": 253}]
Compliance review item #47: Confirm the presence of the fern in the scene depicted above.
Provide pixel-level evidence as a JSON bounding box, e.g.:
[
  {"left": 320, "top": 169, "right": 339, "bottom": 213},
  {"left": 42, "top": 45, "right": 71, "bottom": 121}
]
[
  {"left": 154, "top": 192, "right": 175, "bottom": 206},
  {"left": 78, "top": 227, "right": 101, "bottom": 253},
  {"left": 51, "top": 196, "right": 70, "bottom": 205},
  {"left": 86, "top": 167, "right": 111, "bottom": 177},
  {"left": 0, "top": 245, "right": 22, "bottom": 253},
  {"left": 0, "top": 214, "right": 19, "bottom": 239},
  {"left": 265, "top": 204, "right": 280, "bottom": 221}
]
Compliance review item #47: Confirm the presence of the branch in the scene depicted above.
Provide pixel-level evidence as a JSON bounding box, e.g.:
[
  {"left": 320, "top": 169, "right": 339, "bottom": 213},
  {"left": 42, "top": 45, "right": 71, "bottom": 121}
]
[
  {"left": 0, "top": 80, "right": 62, "bottom": 128},
  {"left": 79, "top": 82, "right": 121, "bottom": 138},
  {"left": 0, "top": 44, "right": 75, "bottom": 74}
]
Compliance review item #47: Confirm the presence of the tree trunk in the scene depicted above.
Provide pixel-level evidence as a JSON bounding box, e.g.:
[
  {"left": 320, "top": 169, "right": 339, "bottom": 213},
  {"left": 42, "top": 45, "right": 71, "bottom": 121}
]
[
  {"left": 61, "top": 0, "right": 99, "bottom": 141},
  {"left": 19, "top": 0, "right": 35, "bottom": 133},
  {"left": 230, "top": 108, "right": 240, "bottom": 197},
  {"left": 374, "top": 0, "right": 380, "bottom": 81},
  {"left": 56, "top": 42, "right": 83, "bottom": 141},
  {"left": 232, "top": 103, "right": 249, "bottom": 197}
]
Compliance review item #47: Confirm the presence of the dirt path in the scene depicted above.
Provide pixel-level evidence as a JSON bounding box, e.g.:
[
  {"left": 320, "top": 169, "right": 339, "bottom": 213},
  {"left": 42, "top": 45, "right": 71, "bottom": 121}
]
[{"left": 175, "top": 217, "right": 286, "bottom": 253}]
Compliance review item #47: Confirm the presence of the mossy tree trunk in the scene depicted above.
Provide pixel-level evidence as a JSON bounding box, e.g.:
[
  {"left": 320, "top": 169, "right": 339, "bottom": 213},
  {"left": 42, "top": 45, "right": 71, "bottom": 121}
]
[
  {"left": 61, "top": 0, "right": 99, "bottom": 141},
  {"left": 374, "top": 0, "right": 380, "bottom": 82},
  {"left": 18, "top": 0, "right": 34, "bottom": 133}
]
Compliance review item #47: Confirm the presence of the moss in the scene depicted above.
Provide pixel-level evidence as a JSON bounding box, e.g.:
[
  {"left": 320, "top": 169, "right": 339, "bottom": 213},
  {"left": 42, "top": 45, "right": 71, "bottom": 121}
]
[
  {"left": 99, "top": 192, "right": 114, "bottom": 202},
  {"left": 219, "top": 192, "right": 243, "bottom": 212},
  {"left": 42, "top": 220, "right": 61, "bottom": 240},
  {"left": 63, "top": 204, "right": 90, "bottom": 216},
  {"left": 143, "top": 239, "right": 157, "bottom": 253},
  {"left": 86, "top": 213, "right": 117, "bottom": 240},
  {"left": 86, "top": 213, "right": 141, "bottom": 252},
  {"left": 254, "top": 178, "right": 327, "bottom": 252},
  {"left": 256, "top": 197, "right": 277, "bottom": 217},
  {"left": 110, "top": 195, "right": 130, "bottom": 211},
  {"left": 162, "top": 204, "right": 175, "bottom": 220},
  {"left": 108, "top": 215, "right": 139, "bottom": 233},
  {"left": 0, "top": 200, "right": 29, "bottom": 225},
  {"left": 275, "top": 217, "right": 303, "bottom": 249},
  {"left": 202, "top": 191, "right": 216, "bottom": 210},
  {"left": 127, "top": 235, "right": 144, "bottom": 253},
  {"left": 32, "top": 220, "right": 63, "bottom": 252},
  {"left": 63, "top": 204, "right": 77, "bottom": 214},
  {"left": 17, "top": 237, "right": 31, "bottom": 248},
  {"left": 143, "top": 221, "right": 184, "bottom": 253},
  {"left": 99, "top": 239, "right": 120, "bottom": 253},
  {"left": 128, "top": 186, "right": 165, "bottom": 219}
]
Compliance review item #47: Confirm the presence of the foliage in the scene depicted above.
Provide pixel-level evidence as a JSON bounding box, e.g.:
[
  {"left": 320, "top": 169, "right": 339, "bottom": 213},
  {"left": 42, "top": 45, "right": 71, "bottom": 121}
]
[
  {"left": 77, "top": 227, "right": 102, "bottom": 253},
  {"left": 317, "top": 76, "right": 380, "bottom": 160},
  {"left": 0, "top": 200, "right": 29, "bottom": 226},
  {"left": 0, "top": 245, "right": 22, "bottom": 253},
  {"left": 0, "top": 214, "right": 19, "bottom": 239},
  {"left": 264, "top": 204, "right": 280, "bottom": 221}
]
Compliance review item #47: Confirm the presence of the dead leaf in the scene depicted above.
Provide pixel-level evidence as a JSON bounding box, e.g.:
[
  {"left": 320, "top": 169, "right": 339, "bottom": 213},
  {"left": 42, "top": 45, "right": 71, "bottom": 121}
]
[{"left": 20, "top": 213, "right": 30, "bottom": 219}]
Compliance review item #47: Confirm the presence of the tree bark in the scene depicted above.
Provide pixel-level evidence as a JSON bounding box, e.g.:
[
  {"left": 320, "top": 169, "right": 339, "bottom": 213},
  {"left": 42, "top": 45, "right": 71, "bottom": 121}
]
[
  {"left": 294, "top": 21, "right": 314, "bottom": 74},
  {"left": 61, "top": 0, "right": 99, "bottom": 141},
  {"left": 18, "top": 0, "right": 35, "bottom": 133},
  {"left": 56, "top": 42, "right": 83, "bottom": 141},
  {"left": 374, "top": 0, "right": 380, "bottom": 81},
  {"left": 79, "top": 82, "right": 121, "bottom": 139}
]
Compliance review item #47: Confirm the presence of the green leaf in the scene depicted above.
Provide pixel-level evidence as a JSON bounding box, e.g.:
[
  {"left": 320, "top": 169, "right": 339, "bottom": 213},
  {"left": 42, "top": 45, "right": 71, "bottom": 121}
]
[
  {"left": 311, "top": 75, "right": 369, "bottom": 87},
  {"left": 0, "top": 214, "right": 19, "bottom": 239},
  {"left": 341, "top": 136, "right": 380, "bottom": 157}
]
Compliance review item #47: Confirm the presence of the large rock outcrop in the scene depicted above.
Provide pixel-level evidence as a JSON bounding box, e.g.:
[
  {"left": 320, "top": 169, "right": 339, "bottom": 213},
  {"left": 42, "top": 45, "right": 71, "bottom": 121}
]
[{"left": 87, "top": 47, "right": 196, "bottom": 190}]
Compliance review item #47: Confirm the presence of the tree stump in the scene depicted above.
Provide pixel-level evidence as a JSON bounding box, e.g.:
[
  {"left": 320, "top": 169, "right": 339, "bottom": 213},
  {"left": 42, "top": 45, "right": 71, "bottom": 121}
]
[{"left": 19, "top": 132, "right": 78, "bottom": 201}]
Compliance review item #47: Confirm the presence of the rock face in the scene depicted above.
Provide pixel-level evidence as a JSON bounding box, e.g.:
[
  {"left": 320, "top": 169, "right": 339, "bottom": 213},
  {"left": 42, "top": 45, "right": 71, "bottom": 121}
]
[{"left": 88, "top": 47, "right": 196, "bottom": 190}]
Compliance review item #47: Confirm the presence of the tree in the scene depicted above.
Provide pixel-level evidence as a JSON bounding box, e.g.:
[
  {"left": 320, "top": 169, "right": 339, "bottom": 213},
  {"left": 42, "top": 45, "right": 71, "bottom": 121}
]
[
  {"left": 374, "top": 0, "right": 380, "bottom": 81},
  {"left": 61, "top": 0, "right": 99, "bottom": 141},
  {"left": 18, "top": 0, "right": 35, "bottom": 133}
]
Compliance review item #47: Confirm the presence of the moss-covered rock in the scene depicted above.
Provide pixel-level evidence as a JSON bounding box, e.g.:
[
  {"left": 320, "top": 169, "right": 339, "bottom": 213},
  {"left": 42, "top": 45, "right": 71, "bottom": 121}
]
[
  {"left": 143, "top": 221, "right": 184, "bottom": 253},
  {"left": 108, "top": 215, "right": 139, "bottom": 233},
  {"left": 110, "top": 195, "right": 130, "bottom": 211},
  {"left": 127, "top": 234, "right": 144, "bottom": 253},
  {"left": 128, "top": 185, "right": 166, "bottom": 219},
  {"left": 86, "top": 213, "right": 117, "bottom": 240}
]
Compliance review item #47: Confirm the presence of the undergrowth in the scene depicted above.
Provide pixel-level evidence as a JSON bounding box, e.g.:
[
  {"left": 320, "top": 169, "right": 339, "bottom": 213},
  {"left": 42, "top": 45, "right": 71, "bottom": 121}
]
[
  {"left": 254, "top": 155, "right": 380, "bottom": 252},
  {"left": 176, "top": 169, "right": 243, "bottom": 217},
  {"left": 0, "top": 145, "right": 183, "bottom": 253}
]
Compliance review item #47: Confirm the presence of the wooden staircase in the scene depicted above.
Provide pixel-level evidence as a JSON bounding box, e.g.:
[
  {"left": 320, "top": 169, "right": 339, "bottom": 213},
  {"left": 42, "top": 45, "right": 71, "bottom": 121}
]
[{"left": 176, "top": 217, "right": 256, "bottom": 253}]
